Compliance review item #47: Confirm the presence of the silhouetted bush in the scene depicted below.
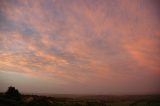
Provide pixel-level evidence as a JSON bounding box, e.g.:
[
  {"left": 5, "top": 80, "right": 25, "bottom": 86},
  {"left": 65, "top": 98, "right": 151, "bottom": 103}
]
[{"left": 5, "top": 86, "right": 21, "bottom": 100}]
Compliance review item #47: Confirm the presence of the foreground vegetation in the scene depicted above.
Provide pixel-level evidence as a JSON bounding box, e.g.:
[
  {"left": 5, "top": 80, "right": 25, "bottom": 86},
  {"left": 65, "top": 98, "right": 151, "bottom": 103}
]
[{"left": 0, "top": 87, "right": 160, "bottom": 106}]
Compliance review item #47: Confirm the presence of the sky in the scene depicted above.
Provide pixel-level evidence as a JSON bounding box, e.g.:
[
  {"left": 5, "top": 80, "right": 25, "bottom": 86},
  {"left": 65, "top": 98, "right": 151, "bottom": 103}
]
[{"left": 0, "top": 0, "right": 160, "bottom": 95}]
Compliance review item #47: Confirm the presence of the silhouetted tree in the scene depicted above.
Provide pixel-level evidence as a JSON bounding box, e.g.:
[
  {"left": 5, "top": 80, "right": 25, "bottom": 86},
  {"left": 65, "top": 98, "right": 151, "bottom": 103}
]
[{"left": 5, "top": 86, "right": 21, "bottom": 100}]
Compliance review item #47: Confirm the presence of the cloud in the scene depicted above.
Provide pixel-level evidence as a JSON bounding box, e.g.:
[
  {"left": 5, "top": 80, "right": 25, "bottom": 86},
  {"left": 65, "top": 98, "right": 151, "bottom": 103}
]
[{"left": 0, "top": 0, "right": 159, "bottom": 94}]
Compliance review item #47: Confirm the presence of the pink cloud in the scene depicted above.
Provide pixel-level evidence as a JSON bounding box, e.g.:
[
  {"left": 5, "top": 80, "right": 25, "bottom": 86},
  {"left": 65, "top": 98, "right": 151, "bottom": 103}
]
[{"left": 0, "top": 0, "right": 159, "bottom": 94}]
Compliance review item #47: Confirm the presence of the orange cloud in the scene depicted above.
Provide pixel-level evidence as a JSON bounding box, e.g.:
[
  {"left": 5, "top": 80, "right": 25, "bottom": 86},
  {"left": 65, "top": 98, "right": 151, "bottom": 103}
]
[{"left": 0, "top": 0, "right": 159, "bottom": 94}]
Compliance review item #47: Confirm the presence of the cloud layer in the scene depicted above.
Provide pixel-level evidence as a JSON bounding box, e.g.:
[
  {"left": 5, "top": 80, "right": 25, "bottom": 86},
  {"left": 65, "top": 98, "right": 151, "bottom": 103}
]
[{"left": 0, "top": 0, "right": 160, "bottom": 94}]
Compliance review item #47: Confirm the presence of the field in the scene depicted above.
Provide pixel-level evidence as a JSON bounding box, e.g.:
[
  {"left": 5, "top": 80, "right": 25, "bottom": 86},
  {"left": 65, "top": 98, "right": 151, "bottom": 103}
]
[{"left": 0, "top": 93, "right": 160, "bottom": 106}]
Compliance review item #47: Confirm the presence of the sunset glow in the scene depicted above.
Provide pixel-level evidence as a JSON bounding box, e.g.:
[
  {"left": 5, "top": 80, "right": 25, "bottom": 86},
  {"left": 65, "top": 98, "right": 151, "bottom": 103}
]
[{"left": 0, "top": 0, "right": 160, "bottom": 95}]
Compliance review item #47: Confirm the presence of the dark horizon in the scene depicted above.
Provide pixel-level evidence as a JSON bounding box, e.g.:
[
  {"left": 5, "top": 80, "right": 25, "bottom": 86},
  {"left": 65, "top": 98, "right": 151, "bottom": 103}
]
[{"left": 1, "top": 87, "right": 160, "bottom": 96}]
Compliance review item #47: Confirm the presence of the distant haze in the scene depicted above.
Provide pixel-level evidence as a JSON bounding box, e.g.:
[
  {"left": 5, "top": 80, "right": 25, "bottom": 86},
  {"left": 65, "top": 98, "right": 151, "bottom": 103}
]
[{"left": 0, "top": 0, "right": 160, "bottom": 95}]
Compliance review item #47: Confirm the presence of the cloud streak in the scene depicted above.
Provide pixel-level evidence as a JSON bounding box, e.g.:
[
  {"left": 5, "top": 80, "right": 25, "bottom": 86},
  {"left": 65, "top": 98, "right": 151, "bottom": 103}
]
[{"left": 0, "top": 0, "right": 160, "bottom": 94}]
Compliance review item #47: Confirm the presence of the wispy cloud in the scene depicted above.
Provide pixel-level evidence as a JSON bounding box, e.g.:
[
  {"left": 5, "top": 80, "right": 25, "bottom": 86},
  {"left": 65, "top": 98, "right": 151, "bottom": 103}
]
[{"left": 0, "top": 0, "right": 159, "bottom": 94}]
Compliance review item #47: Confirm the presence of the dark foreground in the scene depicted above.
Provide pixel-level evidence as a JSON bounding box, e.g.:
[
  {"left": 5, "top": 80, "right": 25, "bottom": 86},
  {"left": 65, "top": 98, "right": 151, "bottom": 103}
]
[{"left": 0, "top": 93, "right": 160, "bottom": 106}]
